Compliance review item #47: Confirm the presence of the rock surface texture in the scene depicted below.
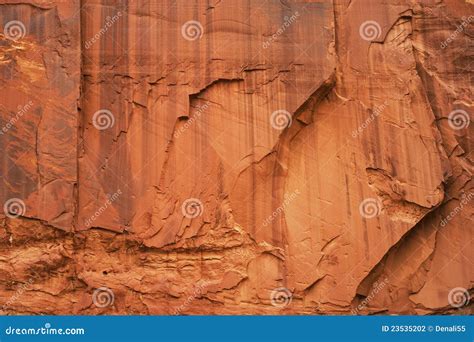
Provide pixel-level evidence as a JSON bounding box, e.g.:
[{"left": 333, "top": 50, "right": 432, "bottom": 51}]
[{"left": 0, "top": 0, "right": 472, "bottom": 314}]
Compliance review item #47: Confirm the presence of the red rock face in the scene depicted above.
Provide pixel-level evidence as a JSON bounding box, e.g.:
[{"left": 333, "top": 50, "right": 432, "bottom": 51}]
[{"left": 0, "top": 0, "right": 472, "bottom": 314}]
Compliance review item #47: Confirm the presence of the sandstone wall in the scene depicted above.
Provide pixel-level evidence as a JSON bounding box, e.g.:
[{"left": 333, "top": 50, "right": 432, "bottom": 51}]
[{"left": 0, "top": 0, "right": 472, "bottom": 314}]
